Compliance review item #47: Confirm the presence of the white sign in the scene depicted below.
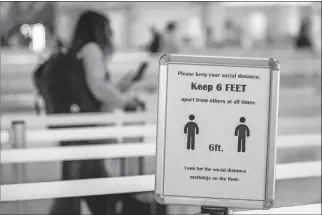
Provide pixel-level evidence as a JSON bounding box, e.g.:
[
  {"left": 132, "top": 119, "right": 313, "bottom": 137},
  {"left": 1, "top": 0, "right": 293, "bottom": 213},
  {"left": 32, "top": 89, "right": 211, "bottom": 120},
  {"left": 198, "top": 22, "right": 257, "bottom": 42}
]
[{"left": 155, "top": 54, "right": 280, "bottom": 210}]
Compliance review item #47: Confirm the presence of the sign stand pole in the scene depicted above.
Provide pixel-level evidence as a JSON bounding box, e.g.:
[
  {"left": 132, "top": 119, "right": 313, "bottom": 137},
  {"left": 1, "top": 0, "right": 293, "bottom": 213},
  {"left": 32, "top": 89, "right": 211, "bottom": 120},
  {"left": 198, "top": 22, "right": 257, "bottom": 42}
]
[{"left": 199, "top": 206, "right": 233, "bottom": 215}]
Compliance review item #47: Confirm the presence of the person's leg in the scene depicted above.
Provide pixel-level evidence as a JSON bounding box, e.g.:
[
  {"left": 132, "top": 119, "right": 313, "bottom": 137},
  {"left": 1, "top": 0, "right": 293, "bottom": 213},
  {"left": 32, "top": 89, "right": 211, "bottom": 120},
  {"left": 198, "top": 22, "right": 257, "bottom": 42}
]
[
  {"left": 50, "top": 198, "right": 81, "bottom": 215},
  {"left": 50, "top": 160, "right": 82, "bottom": 215},
  {"left": 81, "top": 159, "right": 118, "bottom": 215},
  {"left": 242, "top": 138, "right": 246, "bottom": 152},
  {"left": 187, "top": 134, "right": 191, "bottom": 150},
  {"left": 191, "top": 134, "right": 195, "bottom": 150},
  {"left": 238, "top": 137, "right": 242, "bottom": 152}
]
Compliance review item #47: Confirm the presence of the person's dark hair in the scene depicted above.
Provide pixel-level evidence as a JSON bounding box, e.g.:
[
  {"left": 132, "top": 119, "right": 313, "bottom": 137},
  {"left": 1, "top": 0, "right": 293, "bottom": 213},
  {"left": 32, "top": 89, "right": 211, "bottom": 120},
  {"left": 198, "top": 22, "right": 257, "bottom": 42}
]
[
  {"left": 166, "top": 21, "right": 177, "bottom": 33},
  {"left": 70, "top": 10, "right": 112, "bottom": 54}
]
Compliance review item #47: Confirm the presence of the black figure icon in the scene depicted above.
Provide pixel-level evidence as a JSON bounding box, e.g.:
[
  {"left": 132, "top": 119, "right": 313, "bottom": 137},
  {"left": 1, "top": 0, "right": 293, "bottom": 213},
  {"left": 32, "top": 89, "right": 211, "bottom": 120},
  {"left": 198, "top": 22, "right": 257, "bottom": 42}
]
[
  {"left": 184, "top": 114, "right": 199, "bottom": 150},
  {"left": 234, "top": 117, "right": 250, "bottom": 153}
]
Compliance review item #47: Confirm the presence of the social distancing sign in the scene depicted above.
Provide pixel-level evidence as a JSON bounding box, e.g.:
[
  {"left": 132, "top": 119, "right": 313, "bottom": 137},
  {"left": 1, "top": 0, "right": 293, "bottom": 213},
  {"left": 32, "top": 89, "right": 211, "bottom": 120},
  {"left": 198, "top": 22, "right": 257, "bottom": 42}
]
[{"left": 155, "top": 55, "right": 280, "bottom": 210}]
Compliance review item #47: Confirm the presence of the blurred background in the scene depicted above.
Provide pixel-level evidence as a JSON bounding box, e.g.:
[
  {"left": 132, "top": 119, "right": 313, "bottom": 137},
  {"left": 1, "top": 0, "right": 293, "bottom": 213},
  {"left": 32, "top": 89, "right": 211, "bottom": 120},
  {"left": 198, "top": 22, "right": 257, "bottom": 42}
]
[{"left": 0, "top": 1, "right": 321, "bottom": 215}]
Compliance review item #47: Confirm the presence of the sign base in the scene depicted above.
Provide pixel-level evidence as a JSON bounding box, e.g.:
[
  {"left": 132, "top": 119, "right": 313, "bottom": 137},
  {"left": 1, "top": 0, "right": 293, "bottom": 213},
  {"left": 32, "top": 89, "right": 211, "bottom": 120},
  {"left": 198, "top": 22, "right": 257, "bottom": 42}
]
[{"left": 200, "top": 206, "right": 232, "bottom": 215}]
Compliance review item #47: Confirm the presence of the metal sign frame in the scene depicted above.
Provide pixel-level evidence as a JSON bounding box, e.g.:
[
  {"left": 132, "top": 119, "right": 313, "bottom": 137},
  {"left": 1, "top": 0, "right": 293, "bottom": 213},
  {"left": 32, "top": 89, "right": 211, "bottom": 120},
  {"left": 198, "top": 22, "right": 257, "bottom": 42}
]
[{"left": 155, "top": 54, "right": 280, "bottom": 210}]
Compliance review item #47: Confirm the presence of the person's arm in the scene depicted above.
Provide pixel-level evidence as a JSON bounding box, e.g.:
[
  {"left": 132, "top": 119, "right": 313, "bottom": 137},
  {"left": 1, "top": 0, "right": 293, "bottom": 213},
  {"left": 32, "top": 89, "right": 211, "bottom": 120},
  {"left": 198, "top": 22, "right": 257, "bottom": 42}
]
[
  {"left": 81, "top": 43, "right": 130, "bottom": 109},
  {"left": 184, "top": 124, "right": 188, "bottom": 134},
  {"left": 246, "top": 126, "right": 250, "bottom": 137},
  {"left": 196, "top": 124, "right": 199, "bottom": 134},
  {"left": 234, "top": 126, "right": 239, "bottom": 136},
  {"left": 116, "top": 71, "right": 135, "bottom": 93}
]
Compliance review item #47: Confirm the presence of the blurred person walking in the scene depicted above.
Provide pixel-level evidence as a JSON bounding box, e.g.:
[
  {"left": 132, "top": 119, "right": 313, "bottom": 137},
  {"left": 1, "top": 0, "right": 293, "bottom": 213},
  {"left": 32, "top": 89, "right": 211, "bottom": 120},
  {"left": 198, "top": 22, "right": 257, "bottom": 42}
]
[
  {"left": 159, "top": 21, "right": 180, "bottom": 54},
  {"left": 138, "top": 21, "right": 180, "bottom": 87},
  {"left": 145, "top": 22, "right": 180, "bottom": 55},
  {"left": 293, "top": 17, "right": 320, "bottom": 93},
  {"left": 146, "top": 26, "right": 161, "bottom": 54},
  {"left": 295, "top": 17, "right": 313, "bottom": 50},
  {"left": 33, "top": 11, "right": 140, "bottom": 215}
]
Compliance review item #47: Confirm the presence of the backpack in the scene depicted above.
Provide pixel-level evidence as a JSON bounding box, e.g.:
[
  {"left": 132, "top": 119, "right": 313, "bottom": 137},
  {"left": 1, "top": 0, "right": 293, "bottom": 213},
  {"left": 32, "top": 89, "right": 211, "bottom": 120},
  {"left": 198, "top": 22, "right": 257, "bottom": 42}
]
[{"left": 33, "top": 50, "right": 102, "bottom": 115}]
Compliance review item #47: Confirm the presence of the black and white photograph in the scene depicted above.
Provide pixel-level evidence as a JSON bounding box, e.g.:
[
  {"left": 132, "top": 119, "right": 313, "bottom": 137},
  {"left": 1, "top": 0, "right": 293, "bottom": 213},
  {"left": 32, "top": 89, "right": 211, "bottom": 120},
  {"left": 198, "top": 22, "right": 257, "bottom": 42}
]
[{"left": 0, "top": 1, "right": 321, "bottom": 215}]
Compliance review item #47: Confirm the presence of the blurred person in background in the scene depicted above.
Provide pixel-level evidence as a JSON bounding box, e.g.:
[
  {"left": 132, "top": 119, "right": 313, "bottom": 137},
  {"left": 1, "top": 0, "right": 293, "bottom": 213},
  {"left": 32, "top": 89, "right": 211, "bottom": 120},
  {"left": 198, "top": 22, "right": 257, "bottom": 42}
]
[
  {"left": 146, "top": 26, "right": 161, "bottom": 54},
  {"left": 293, "top": 16, "right": 321, "bottom": 95},
  {"left": 206, "top": 26, "right": 216, "bottom": 47},
  {"left": 295, "top": 17, "right": 313, "bottom": 50},
  {"left": 49, "top": 10, "right": 137, "bottom": 215},
  {"left": 159, "top": 21, "right": 180, "bottom": 53},
  {"left": 144, "top": 21, "right": 180, "bottom": 55}
]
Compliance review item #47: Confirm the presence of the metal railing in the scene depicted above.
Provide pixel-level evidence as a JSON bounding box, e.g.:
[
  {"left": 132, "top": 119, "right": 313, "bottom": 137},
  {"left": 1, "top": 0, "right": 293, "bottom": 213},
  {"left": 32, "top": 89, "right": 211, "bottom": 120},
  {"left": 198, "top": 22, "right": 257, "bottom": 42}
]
[{"left": 0, "top": 115, "right": 321, "bottom": 214}]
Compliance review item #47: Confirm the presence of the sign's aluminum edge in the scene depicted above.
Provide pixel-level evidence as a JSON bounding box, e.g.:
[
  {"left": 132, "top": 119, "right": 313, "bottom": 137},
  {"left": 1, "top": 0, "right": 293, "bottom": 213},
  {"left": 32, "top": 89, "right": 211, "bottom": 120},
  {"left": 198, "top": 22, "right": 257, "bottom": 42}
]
[
  {"left": 264, "top": 58, "right": 280, "bottom": 209},
  {"left": 160, "top": 54, "right": 271, "bottom": 68},
  {"left": 155, "top": 54, "right": 280, "bottom": 210},
  {"left": 155, "top": 63, "right": 168, "bottom": 202}
]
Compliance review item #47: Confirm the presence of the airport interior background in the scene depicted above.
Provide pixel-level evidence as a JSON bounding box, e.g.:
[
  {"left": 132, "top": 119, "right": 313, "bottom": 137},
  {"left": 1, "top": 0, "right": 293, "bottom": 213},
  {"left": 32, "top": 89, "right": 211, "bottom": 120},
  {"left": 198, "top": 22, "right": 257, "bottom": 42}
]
[{"left": 0, "top": 1, "right": 321, "bottom": 215}]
